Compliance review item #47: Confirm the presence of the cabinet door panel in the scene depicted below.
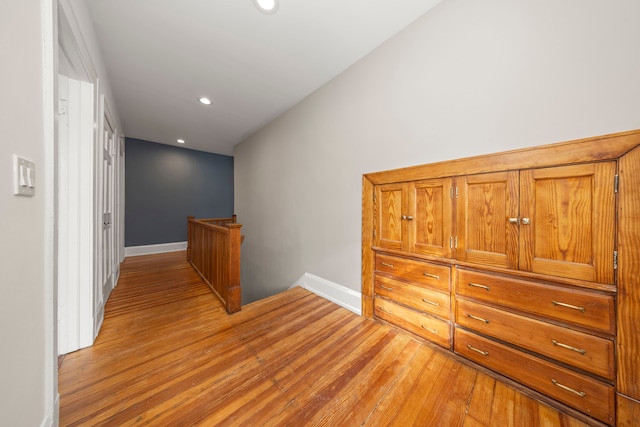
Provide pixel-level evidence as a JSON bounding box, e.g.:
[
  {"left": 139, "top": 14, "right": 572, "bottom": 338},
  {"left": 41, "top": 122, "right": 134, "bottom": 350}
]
[
  {"left": 457, "top": 171, "right": 519, "bottom": 269},
  {"left": 411, "top": 178, "right": 453, "bottom": 257},
  {"left": 375, "top": 183, "right": 405, "bottom": 250},
  {"left": 519, "top": 163, "right": 616, "bottom": 283}
]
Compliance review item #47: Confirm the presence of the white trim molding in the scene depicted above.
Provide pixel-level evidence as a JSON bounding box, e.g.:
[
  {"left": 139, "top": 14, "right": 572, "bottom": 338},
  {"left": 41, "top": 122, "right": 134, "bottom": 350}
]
[
  {"left": 125, "top": 241, "right": 188, "bottom": 257},
  {"left": 291, "top": 273, "right": 361, "bottom": 315}
]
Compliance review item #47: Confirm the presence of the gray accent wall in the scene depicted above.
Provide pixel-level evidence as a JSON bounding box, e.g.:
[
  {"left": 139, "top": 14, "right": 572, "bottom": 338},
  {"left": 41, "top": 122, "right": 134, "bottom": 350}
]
[
  {"left": 234, "top": 0, "right": 640, "bottom": 305},
  {"left": 125, "top": 138, "right": 234, "bottom": 246}
]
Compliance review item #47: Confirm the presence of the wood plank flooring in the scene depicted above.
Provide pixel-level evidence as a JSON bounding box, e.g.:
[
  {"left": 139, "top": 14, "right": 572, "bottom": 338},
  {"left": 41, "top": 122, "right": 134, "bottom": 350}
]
[{"left": 58, "top": 251, "right": 595, "bottom": 426}]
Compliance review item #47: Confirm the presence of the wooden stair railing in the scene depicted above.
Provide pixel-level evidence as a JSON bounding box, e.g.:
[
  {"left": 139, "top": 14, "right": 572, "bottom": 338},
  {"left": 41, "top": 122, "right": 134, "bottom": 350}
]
[{"left": 187, "top": 215, "right": 242, "bottom": 314}]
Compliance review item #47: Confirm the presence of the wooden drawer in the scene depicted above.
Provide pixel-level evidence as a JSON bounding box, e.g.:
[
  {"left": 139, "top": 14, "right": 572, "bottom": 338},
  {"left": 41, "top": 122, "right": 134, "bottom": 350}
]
[
  {"left": 376, "top": 253, "right": 450, "bottom": 292},
  {"left": 455, "top": 328, "right": 614, "bottom": 425},
  {"left": 456, "top": 269, "right": 614, "bottom": 334},
  {"left": 375, "top": 274, "right": 450, "bottom": 319},
  {"left": 374, "top": 297, "right": 450, "bottom": 349},
  {"left": 456, "top": 298, "right": 614, "bottom": 380}
]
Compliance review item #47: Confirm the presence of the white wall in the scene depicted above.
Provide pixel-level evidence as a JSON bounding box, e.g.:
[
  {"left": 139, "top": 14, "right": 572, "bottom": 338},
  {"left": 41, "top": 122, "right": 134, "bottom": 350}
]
[
  {"left": 0, "top": 1, "right": 50, "bottom": 425},
  {"left": 234, "top": 0, "right": 640, "bottom": 304},
  {"left": 0, "top": 1, "right": 123, "bottom": 425}
]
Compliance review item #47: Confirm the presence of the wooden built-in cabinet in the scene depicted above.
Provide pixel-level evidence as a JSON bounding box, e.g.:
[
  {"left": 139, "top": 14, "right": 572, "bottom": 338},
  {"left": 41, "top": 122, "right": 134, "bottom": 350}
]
[
  {"left": 362, "top": 130, "right": 640, "bottom": 426},
  {"left": 375, "top": 178, "right": 453, "bottom": 258},
  {"left": 374, "top": 253, "right": 452, "bottom": 349}
]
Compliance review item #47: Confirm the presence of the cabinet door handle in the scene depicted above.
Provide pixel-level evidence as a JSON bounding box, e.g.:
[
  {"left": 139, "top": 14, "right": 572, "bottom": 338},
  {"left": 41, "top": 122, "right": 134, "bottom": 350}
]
[
  {"left": 380, "top": 262, "right": 394, "bottom": 268},
  {"left": 421, "top": 325, "right": 438, "bottom": 334},
  {"left": 401, "top": 215, "right": 407, "bottom": 220},
  {"left": 468, "top": 283, "right": 490, "bottom": 291},
  {"left": 468, "top": 314, "right": 490, "bottom": 324},
  {"left": 421, "top": 298, "right": 439, "bottom": 307},
  {"left": 552, "top": 340, "right": 586, "bottom": 355},
  {"left": 551, "top": 379, "right": 586, "bottom": 397},
  {"left": 467, "top": 344, "right": 489, "bottom": 356},
  {"left": 521, "top": 217, "right": 531, "bottom": 225},
  {"left": 552, "top": 300, "right": 585, "bottom": 313},
  {"left": 508, "top": 217, "right": 519, "bottom": 224},
  {"left": 378, "top": 306, "right": 392, "bottom": 315},
  {"left": 406, "top": 215, "right": 413, "bottom": 221},
  {"left": 380, "top": 285, "right": 394, "bottom": 292},
  {"left": 423, "top": 272, "right": 440, "bottom": 280}
]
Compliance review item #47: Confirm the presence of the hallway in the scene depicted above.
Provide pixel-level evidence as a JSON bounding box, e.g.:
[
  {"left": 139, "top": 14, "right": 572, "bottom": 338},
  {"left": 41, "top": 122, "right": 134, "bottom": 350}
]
[{"left": 58, "top": 252, "right": 593, "bottom": 426}]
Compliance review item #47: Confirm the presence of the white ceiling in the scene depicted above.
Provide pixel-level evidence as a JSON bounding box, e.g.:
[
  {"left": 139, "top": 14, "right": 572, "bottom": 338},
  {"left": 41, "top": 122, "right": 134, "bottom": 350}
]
[{"left": 87, "top": 0, "right": 442, "bottom": 155}]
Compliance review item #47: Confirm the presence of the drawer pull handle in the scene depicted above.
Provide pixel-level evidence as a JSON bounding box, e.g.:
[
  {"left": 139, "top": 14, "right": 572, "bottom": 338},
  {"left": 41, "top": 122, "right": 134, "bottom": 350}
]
[
  {"left": 378, "top": 306, "right": 392, "bottom": 315},
  {"left": 468, "top": 283, "right": 490, "bottom": 291},
  {"left": 380, "top": 285, "right": 394, "bottom": 292},
  {"left": 421, "top": 325, "right": 438, "bottom": 334},
  {"left": 468, "top": 314, "right": 490, "bottom": 324},
  {"left": 423, "top": 272, "right": 440, "bottom": 280},
  {"left": 467, "top": 344, "right": 489, "bottom": 356},
  {"left": 552, "top": 340, "right": 586, "bottom": 355},
  {"left": 551, "top": 379, "right": 586, "bottom": 397},
  {"left": 381, "top": 262, "right": 394, "bottom": 269},
  {"left": 552, "top": 301, "right": 585, "bottom": 313},
  {"left": 422, "top": 298, "right": 439, "bottom": 307}
]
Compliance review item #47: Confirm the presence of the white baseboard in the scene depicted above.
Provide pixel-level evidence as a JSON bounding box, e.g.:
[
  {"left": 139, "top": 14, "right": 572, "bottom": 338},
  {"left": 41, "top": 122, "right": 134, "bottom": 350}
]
[
  {"left": 291, "top": 273, "right": 361, "bottom": 315},
  {"left": 124, "top": 241, "right": 188, "bottom": 257},
  {"left": 40, "top": 393, "right": 58, "bottom": 427},
  {"left": 40, "top": 414, "right": 54, "bottom": 427}
]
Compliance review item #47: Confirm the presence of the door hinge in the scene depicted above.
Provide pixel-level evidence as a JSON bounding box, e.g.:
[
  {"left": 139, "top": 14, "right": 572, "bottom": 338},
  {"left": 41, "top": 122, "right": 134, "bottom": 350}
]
[
  {"left": 58, "top": 99, "right": 67, "bottom": 116},
  {"left": 450, "top": 236, "right": 458, "bottom": 249},
  {"left": 450, "top": 186, "right": 459, "bottom": 199},
  {"left": 614, "top": 250, "right": 618, "bottom": 270},
  {"left": 373, "top": 229, "right": 376, "bottom": 240},
  {"left": 614, "top": 175, "right": 619, "bottom": 193},
  {"left": 373, "top": 192, "right": 377, "bottom": 202}
]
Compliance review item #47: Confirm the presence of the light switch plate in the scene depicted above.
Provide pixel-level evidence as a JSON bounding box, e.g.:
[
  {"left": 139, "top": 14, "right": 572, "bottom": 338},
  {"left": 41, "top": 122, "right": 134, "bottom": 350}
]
[{"left": 13, "top": 155, "right": 35, "bottom": 197}]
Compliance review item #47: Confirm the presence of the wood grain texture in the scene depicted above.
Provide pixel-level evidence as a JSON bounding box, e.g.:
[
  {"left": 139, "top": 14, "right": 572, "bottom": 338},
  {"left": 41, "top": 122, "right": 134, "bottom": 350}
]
[
  {"left": 456, "top": 298, "right": 615, "bottom": 379},
  {"left": 59, "top": 252, "right": 594, "bottom": 426},
  {"left": 187, "top": 217, "right": 241, "bottom": 313},
  {"left": 455, "top": 328, "right": 614, "bottom": 425},
  {"left": 616, "top": 394, "right": 640, "bottom": 427},
  {"left": 362, "top": 176, "right": 374, "bottom": 318},
  {"left": 519, "top": 163, "right": 616, "bottom": 284},
  {"left": 364, "top": 129, "right": 640, "bottom": 185},
  {"left": 412, "top": 178, "right": 453, "bottom": 257},
  {"left": 375, "top": 183, "right": 404, "bottom": 250},
  {"left": 617, "top": 145, "right": 640, "bottom": 399},
  {"left": 456, "top": 269, "right": 615, "bottom": 335},
  {"left": 457, "top": 171, "right": 519, "bottom": 269}
]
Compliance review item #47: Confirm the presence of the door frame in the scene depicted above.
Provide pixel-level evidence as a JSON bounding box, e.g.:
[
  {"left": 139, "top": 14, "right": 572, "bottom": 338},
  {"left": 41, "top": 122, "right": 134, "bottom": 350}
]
[{"left": 57, "top": 0, "right": 124, "bottom": 352}]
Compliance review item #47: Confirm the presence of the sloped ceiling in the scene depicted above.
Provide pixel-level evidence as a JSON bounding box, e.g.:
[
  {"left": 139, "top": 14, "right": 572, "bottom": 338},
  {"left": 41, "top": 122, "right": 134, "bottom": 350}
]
[{"left": 87, "top": 0, "right": 442, "bottom": 155}]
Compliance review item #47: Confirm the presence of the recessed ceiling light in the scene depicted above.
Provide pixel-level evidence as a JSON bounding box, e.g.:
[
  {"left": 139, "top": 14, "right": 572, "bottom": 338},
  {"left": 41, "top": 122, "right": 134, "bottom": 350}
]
[
  {"left": 198, "top": 97, "right": 212, "bottom": 105},
  {"left": 177, "top": 139, "right": 185, "bottom": 144},
  {"left": 253, "top": 0, "right": 279, "bottom": 14}
]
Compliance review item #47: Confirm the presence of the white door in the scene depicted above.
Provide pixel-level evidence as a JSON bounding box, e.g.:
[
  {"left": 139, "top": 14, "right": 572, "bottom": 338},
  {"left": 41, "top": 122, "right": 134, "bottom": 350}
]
[
  {"left": 57, "top": 75, "right": 95, "bottom": 354},
  {"left": 102, "top": 117, "right": 115, "bottom": 304}
]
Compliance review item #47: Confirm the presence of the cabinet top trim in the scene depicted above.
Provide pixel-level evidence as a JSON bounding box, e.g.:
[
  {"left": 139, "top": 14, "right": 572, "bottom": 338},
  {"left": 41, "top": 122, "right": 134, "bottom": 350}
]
[{"left": 365, "top": 129, "right": 640, "bottom": 185}]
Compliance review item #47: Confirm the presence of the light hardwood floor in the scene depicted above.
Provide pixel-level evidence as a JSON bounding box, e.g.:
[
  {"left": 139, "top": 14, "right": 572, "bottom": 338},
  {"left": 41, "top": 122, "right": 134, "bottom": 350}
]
[{"left": 58, "top": 251, "right": 596, "bottom": 426}]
